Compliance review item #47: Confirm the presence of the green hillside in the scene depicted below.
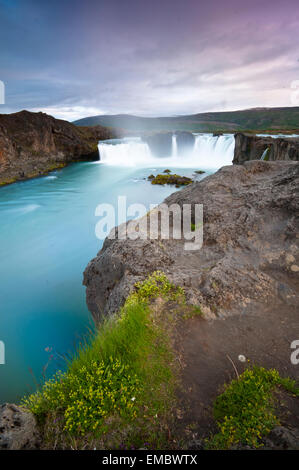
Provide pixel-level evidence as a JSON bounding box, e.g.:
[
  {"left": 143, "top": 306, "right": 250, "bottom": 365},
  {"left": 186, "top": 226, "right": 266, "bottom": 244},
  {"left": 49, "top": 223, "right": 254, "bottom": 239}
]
[{"left": 73, "top": 107, "right": 299, "bottom": 133}]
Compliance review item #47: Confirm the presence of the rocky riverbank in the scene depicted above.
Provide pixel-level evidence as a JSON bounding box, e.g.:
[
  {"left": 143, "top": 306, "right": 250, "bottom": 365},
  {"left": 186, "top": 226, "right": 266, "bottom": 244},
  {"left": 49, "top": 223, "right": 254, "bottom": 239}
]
[
  {"left": 81, "top": 158, "right": 299, "bottom": 449},
  {"left": 0, "top": 110, "right": 115, "bottom": 185},
  {"left": 1, "top": 159, "right": 298, "bottom": 450},
  {"left": 84, "top": 160, "right": 298, "bottom": 322}
]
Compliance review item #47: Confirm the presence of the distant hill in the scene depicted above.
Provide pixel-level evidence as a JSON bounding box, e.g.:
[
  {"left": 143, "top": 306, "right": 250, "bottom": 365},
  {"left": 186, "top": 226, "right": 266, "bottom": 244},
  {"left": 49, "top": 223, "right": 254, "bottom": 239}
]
[{"left": 73, "top": 107, "right": 299, "bottom": 133}]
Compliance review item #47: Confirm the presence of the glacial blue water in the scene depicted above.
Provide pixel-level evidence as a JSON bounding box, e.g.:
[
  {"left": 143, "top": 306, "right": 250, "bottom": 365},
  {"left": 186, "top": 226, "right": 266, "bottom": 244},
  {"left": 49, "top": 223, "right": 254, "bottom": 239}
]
[{"left": 0, "top": 160, "right": 206, "bottom": 402}]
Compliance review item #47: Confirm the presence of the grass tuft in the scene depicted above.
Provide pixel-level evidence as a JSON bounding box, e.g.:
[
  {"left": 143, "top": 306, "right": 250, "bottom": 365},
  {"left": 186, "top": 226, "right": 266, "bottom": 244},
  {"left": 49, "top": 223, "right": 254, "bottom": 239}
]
[
  {"left": 207, "top": 365, "right": 299, "bottom": 449},
  {"left": 22, "top": 271, "right": 184, "bottom": 448}
]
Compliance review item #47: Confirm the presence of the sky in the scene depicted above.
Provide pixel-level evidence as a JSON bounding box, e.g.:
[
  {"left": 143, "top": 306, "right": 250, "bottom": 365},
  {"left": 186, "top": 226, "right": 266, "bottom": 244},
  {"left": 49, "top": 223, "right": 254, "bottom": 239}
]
[{"left": 0, "top": 0, "right": 299, "bottom": 121}]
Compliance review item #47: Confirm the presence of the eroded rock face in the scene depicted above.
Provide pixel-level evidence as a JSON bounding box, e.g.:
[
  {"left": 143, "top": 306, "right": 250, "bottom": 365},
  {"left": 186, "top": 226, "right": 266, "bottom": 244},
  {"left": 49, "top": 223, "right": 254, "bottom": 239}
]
[
  {"left": 233, "top": 133, "right": 299, "bottom": 165},
  {"left": 0, "top": 110, "right": 115, "bottom": 185},
  {"left": 0, "top": 403, "right": 40, "bottom": 450},
  {"left": 84, "top": 160, "right": 299, "bottom": 322}
]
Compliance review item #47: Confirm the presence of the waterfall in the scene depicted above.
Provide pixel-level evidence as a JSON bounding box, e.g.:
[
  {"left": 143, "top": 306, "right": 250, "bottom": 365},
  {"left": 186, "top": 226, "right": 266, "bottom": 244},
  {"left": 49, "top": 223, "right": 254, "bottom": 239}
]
[
  {"left": 98, "top": 133, "right": 235, "bottom": 169},
  {"left": 172, "top": 133, "right": 178, "bottom": 157},
  {"left": 98, "top": 137, "right": 153, "bottom": 167},
  {"left": 260, "top": 147, "right": 269, "bottom": 160},
  {"left": 192, "top": 134, "right": 235, "bottom": 168}
]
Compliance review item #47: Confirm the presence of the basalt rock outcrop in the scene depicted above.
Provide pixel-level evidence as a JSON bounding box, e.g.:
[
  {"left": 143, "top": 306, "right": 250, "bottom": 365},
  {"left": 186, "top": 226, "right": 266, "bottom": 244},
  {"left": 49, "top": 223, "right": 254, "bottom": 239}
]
[
  {"left": 0, "top": 110, "right": 115, "bottom": 185},
  {"left": 84, "top": 160, "right": 299, "bottom": 322},
  {"left": 233, "top": 132, "right": 299, "bottom": 165}
]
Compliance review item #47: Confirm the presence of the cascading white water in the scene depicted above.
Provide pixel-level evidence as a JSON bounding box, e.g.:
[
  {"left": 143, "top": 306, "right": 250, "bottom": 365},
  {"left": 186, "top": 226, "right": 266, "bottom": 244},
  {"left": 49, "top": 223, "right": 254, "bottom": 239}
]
[
  {"left": 192, "top": 134, "right": 235, "bottom": 168},
  {"left": 98, "top": 137, "right": 153, "bottom": 167},
  {"left": 172, "top": 133, "right": 178, "bottom": 157},
  {"left": 260, "top": 147, "right": 269, "bottom": 160},
  {"left": 98, "top": 133, "right": 235, "bottom": 169}
]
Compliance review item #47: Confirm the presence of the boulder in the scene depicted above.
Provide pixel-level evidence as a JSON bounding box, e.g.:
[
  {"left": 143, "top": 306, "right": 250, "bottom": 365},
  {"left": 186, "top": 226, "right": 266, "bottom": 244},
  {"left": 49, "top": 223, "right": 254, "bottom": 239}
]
[
  {"left": 263, "top": 426, "right": 299, "bottom": 450},
  {"left": 0, "top": 403, "right": 40, "bottom": 450}
]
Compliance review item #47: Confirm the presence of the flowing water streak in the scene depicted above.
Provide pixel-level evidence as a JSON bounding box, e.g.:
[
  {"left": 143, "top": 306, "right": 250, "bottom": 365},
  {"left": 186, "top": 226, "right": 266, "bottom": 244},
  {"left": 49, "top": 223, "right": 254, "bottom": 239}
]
[
  {"left": 172, "top": 133, "right": 178, "bottom": 157},
  {"left": 260, "top": 148, "right": 269, "bottom": 160},
  {"left": 98, "top": 133, "right": 235, "bottom": 169}
]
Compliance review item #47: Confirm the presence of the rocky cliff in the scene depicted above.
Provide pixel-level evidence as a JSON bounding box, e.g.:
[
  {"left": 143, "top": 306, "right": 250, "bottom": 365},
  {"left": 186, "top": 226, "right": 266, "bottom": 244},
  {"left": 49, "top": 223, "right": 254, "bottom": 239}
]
[
  {"left": 0, "top": 110, "right": 115, "bottom": 185},
  {"left": 233, "top": 133, "right": 299, "bottom": 164},
  {"left": 84, "top": 160, "right": 299, "bottom": 323}
]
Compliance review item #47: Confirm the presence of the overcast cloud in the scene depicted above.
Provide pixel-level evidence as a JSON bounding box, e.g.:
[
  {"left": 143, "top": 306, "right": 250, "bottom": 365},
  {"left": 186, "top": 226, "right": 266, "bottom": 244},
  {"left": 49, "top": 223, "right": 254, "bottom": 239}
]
[{"left": 0, "top": 0, "right": 299, "bottom": 120}]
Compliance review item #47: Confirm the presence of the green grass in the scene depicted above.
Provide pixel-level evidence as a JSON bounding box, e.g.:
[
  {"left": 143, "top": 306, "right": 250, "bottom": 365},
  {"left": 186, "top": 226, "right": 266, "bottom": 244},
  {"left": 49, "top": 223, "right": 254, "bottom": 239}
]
[
  {"left": 0, "top": 178, "right": 17, "bottom": 186},
  {"left": 190, "top": 222, "right": 203, "bottom": 232},
  {"left": 207, "top": 366, "right": 299, "bottom": 449},
  {"left": 22, "top": 271, "right": 184, "bottom": 448}
]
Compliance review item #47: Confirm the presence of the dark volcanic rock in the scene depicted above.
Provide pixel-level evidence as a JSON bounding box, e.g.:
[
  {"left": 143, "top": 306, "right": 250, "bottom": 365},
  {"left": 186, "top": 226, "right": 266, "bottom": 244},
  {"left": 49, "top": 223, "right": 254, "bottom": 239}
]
[
  {"left": 176, "top": 131, "right": 195, "bottom": 154},
  {"left": 84, "top": 160, "right": 299, "bottom": 322},
  {"left": 233, "top": 132, "right": 299, "bottom": 165},
  {"left": 0, "top": 110, "right": 115, "bottom": 185},
  {"left": 262, "top": 426, "right": 299, "bottom": 450},
  {"left": 0, "top": 403, "right": 40, "bottom": 450},
  {"left": 142, "top": 132, "right": 173, "bottom": 157}
]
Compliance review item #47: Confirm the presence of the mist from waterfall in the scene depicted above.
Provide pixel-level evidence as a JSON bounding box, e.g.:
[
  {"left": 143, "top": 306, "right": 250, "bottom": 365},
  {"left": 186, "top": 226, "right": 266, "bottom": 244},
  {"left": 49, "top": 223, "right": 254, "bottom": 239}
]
[{"left": 98, "top": 133, "right": 235, "bottom": 169}]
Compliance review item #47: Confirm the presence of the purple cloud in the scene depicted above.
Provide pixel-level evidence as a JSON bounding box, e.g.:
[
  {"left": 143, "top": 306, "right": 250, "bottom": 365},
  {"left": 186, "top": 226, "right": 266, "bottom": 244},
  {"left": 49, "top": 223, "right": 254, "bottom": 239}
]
[{"left": 0, "top": 0, "right": 299, "bottom": 120}]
